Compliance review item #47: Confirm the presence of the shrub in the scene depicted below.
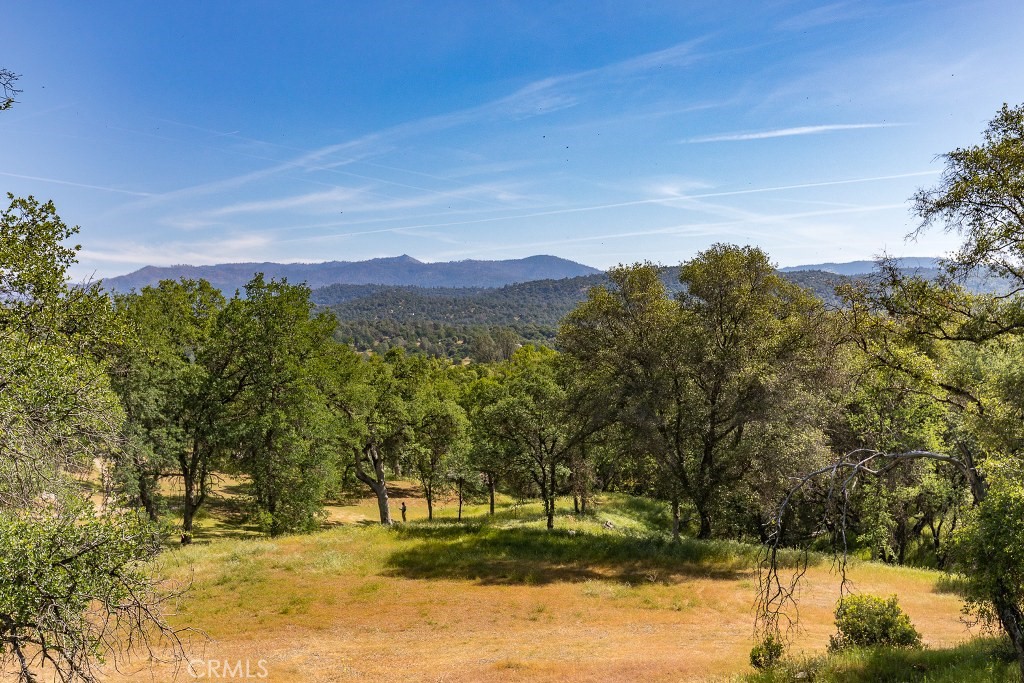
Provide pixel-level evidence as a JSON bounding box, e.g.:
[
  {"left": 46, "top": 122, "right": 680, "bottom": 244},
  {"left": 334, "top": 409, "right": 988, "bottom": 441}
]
[
  {"left": 750, "top": 634, "right": 785, "bottom": 669},
  {"left": 828, "top": 594, "right": 921, "bottom": 651}
]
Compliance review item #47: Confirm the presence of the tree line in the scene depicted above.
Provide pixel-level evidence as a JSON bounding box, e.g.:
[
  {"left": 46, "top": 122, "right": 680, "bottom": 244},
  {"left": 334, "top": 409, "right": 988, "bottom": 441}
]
[{"left": 108, "top": 244, "right": 839, "bottom": 541}]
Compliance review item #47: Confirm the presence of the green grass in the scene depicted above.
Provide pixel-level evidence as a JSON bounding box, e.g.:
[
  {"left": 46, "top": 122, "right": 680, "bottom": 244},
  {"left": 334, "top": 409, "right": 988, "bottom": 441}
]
[
  {"left": 745, "top": 638, "right": 1020, "bottom": 683},
  {"left": 380, "top": 493, "right": 814, "bottom": 585}
]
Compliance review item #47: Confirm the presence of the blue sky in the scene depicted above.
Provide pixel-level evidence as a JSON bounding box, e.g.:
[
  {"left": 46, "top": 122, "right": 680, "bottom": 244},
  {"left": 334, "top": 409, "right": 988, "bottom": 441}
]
[{"left": 2, "top": 1, "right": 1023, "bottom": 279}]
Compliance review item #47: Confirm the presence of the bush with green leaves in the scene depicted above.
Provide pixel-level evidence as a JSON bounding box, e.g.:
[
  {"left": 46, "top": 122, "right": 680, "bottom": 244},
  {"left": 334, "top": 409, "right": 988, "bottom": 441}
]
[
  {"left": 949, "top": 464, "right": 1024, "bottom": 642},
  {"left": 750, "top": 633, "right": 785, "bottom": 669},
  {"left": 828, "top": 594, "right": 921, "bottom": 651},
  {"left": 0, "top": 503, "right": 181, "bottom": 680}
]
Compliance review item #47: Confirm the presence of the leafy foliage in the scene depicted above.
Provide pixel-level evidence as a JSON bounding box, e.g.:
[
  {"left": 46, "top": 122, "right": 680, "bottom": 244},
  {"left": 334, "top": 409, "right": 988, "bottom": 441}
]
[
  {"left": 559, "top": 248, "right": 838, "bottom": 539},
  {"left": 110, "top": 279, "right": 226, "bottom": 534},
  {"left": 222, "top": 276, "right": 340, "bottom": 535},
  {"left": 828, "top": 594, "right": 922, "bottom": 651},
  {"left": 475, "top": 346, "right": 598, "bottom": 529},
  {"left": 913, "top": 102, "right": 1024, "bottom": 283},
  {"left": 0, "top": 504, "right": 178, "bottom": 681},
  {"left": 746, "top": 637, "right": 1018, "bottom": 683},
  {"left": 952, "top": 464, "right": 1024, "bottom": 634},
  {"left": 750, "top": 634, "right": 785, "bottom": 670},
  {"left": 758, "top": 103, "right": 1024, "bottom": 677},
  {"left": 0, "top": 195, "right": 181, "bottom": 682}
]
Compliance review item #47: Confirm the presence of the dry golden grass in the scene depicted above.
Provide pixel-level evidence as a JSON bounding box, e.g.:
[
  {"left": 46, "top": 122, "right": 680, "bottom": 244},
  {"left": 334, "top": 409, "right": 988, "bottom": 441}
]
[{"left": 99, "top": 486, "right": 975, "bottom": 683}]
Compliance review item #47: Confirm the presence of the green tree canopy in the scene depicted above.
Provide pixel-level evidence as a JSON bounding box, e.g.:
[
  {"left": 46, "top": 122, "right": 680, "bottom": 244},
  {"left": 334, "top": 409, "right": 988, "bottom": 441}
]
[
  {"left": 222, "top": 275, "right": 340, "bottom": 535},
  {"left": 560, "top": 246, "right": 836, "bottom": 539},
  {"left": 0, "top": 195, "right": 182, "bottom": 682}
]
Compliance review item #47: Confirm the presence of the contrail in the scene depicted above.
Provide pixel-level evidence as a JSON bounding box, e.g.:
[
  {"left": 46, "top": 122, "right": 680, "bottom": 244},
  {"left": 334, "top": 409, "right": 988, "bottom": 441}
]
[
  {"left": 287, "top": 170, "right": 938, "bottom": 235},
  {"left": 0, "top": 171, "right": 153, "bottom": 196},
  {"left": 684, "top": 123, "right": 904, "bottom": 143}
]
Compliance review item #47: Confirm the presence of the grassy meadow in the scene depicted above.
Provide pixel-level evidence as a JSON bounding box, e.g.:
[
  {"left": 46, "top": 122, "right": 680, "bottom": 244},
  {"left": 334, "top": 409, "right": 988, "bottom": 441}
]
[{"left": 98, "top": 481, "right": 1005, "bottom": 682}]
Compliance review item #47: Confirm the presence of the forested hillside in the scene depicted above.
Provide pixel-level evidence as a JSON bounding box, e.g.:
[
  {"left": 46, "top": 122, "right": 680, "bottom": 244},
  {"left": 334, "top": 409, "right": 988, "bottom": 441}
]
[
  {"left": 321, "top": 268, "right": 857, "bottom": 360},
  {"left": 322, "top": 265, "right": 1015, "bottom": 361}
]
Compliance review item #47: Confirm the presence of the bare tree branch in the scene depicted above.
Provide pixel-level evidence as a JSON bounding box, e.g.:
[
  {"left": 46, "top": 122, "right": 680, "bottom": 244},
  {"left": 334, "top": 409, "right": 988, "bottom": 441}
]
[
  {"left": 0, "top": 69, "right": 21, "bottom": 111},
  {"left": 755, "top": 448, "right": 980, "bottom": 643}
]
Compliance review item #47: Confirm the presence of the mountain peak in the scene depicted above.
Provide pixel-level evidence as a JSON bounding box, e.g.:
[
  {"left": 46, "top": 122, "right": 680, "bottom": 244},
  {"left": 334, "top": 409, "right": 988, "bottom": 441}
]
[{"left": 381, "top": 254, "right": 422, "bottom": 264}]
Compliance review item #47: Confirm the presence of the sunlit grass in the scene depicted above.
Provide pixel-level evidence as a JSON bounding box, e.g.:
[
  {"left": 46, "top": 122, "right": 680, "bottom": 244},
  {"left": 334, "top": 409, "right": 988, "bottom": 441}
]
[
  {"left": 744, "top": 637, "right": 1020, "bottom": 683},
  {"left": 113, "top": 482, "right": 977, "bottom": 683}
]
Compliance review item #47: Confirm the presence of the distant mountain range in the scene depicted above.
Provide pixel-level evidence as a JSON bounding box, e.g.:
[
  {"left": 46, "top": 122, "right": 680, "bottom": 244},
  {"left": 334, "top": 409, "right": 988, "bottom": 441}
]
[
  {"left": 779, "top": 257, "right": 941, "bottom": 276},
  {"left": 104, "top": 255, "right": 952, "bottom": 294},
  {"left": 101, "top": 255, "right": 602, "bottom": 293}
]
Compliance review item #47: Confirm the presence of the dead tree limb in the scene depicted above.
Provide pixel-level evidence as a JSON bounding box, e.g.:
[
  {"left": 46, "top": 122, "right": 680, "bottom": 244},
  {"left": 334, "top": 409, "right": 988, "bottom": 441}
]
[{"left": 755, "top": 448, "right": 983, "bottom": 644}]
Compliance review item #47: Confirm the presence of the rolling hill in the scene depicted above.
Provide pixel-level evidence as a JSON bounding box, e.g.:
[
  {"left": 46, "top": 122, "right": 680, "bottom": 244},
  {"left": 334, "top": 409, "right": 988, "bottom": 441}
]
[{"left": 321, "top": 268, "right": 859, "bottom": 360}]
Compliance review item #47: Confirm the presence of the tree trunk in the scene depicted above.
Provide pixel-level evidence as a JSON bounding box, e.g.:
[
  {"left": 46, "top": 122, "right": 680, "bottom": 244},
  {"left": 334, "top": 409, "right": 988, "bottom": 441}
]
[
  {"left": 181, "top": 498, "right": 194, "bottom": 544},
  {"left": 671, "top": 496, "right": 681, "bottom": 543},
  {"left": 573, "top": 494, "right": 580, "bottom": 515},
  {"left": 546, "top": 459, "right": 556, "bottom": 530},
  {"left": 138, "top": 471, "right": 159, "bottom": 523},
  {"left": 488, "top": 474, "right": 496, "bottom": 516},
  {"left": 994, "top": 594, "right": 1024, "bottom": 679},
  {"left": 374, "top": 486, "right": 392, "bottom": 525},
  {"left": 426, "top": 490, "right": 433, "bottom": 521},
  {"left": 697, "top": 505, "right": 712, "bottom": 540},
  {"left": 458, "top": 479, "right": 464, "bottom": 521},
  {"left": 181, "top": 469, "right": 203, "bottom": 544},
  {"left": 355, "top": 443, "right": 392, "bottom": 525},
  {"left": 931, "top": 517, "right": 950, "bottom": 569},
  {"left": 179, "top": 441, "right": 209, "bottom": 544}
]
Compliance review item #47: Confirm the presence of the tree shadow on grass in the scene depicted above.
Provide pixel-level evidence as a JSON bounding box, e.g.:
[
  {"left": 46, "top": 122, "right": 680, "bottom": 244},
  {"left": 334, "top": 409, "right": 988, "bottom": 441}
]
[
  {"left": 162, "top": 481, "right": 263, "bottom": 543},
  {"left": 604, "top": 493, "right": 678, "bottom": 529},
  {"left": 383, "top": 521, "right": 754, "bottom": 585}
]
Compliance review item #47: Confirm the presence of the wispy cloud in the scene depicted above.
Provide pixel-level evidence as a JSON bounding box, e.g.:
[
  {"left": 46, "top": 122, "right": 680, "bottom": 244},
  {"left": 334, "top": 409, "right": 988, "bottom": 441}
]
[
  {"left": 437, "top": 202, "right": 908, "bottom": 259},
  {"left": 683, "top": 123, "right": 903, "bottom": 143},
  {"left": 0, "top": 171, "right": 152, "bottom": 196},
  {"left": 107, "top": 38, "right": 712, "bottom": 218},
  {"left": 264, "top": 170, "right": 935, "bottom": 251},
  {"left": 776, "top": 2, "right": 867, "bottom": 32},
  {"left": 81, "top": 234, "right": 273, "bottom": 267},
  {"left": 207, "top": 187, "right": 365, "bottom": 217},
  {"left": 165, "top": 178, "right": 534, "bottom": 236}
]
